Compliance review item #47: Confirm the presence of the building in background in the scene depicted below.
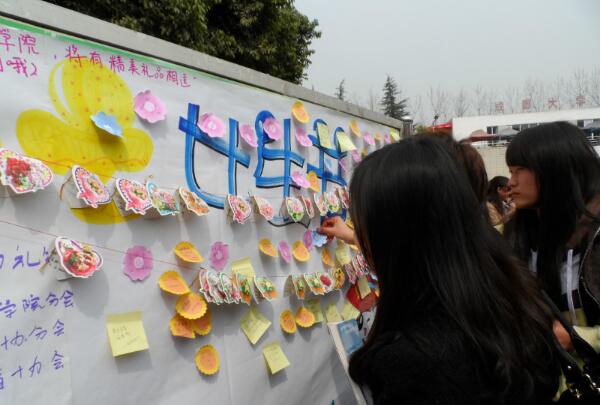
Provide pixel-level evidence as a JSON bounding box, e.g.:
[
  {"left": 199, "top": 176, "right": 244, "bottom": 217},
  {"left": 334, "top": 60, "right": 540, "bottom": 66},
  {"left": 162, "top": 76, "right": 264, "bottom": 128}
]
[{"left": 451, "top": 108, "right": 600, "bottom": 178}]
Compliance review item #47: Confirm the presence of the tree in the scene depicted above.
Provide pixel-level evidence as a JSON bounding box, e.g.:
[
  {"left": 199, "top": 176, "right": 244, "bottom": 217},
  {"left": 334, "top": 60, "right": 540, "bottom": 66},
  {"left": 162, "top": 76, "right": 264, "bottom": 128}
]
[
  {"left": 380, "top": 75, "right": 407, "bottom": 119},
  {"left": 335, "top": 79, "right": 346, "bottom": 101},
  {"left": 47, "top": 0, "right": 321, "bottom": 84},
  {"left": 472, "top": 84, "right": 487, "bottom": 116},
  {"left": 452, "top": 88, "right": 470, "bottom": 117},
  {"left": 408, "top": 94, "right": 425, "bottom": 125},
  {"left": 427, "top": 85, "right": 449, "bottom": 123},
  {"left": 503, "top": 85, "right": 519, "bottom": 114},
  {"left": 587, "top": 65, "right": 600, "bottom": 107}
]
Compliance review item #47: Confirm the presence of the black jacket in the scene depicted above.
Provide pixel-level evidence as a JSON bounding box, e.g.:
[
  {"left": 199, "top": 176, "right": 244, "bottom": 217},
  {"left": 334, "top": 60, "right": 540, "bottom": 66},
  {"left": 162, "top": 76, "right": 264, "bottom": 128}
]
[{"left": 362, "top": 316, "right": 559, "bottom": 405}]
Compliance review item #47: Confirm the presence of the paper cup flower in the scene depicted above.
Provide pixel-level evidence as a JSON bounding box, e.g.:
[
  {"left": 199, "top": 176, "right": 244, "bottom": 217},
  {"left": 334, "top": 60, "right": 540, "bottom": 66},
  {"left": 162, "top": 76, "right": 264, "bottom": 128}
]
[
  {"left": 263, "top": 117, "right": 282, "bottom": 140},
  {"left": 384, "top": 133, "right": 391, "bottom": 144},
  {"left": 295, "top": 126, "right": 312, "bottom": 147},
  {"left": 363, "top": 132, "right": 375, "bottom": 146},
  {"left": 351, "top": 149, "right": 362, "bottom": 163},
  {"left": 176, "top": 293, "right": 208, "bottom": 320},
  {"left": 196, "top": 345, "right": 219, "bottom": 375},
  {"left": 280, "top": 310, "right": 297, "bottom": 334},
  {"left": 322, "top": 248, "right": 334, "bottom": 267},
  {"left": 303, "top": 230, "right": 314, "bottom": 251},
  {"left": 259, "top": 239, "right": 278, "bottom": 258},
  {"left": 191, "top": 309, "right": 212, "bottom": 336},
  {"left": 90, "top": 111, "right": 123, "bottom": 137},
  {"left": 239, "top": 124, "right": 258, "bottom": 147},
  {"left": 133, "top": 90, "right": 167, "bottom": 123},
  {"left": 209, "top": 241, "right": 229, "bottom": 271},
  {"left": 291, "top": 101, "right": 310, "bottom": 123},
  {"left": 278, "top": 241, "right": 292, "bottom": 264},
  {"left": 170, "top": 314, "right": 195, "bottom": 339},
  {"left": 292, "top": 241, "right": 310, "bottom": 262},
  {"left": 291, "top": 171, "right": 310, "bottom": 188},
  {"left": 307, "top": 171, "right": 319, "bottom": 192},
  {"left": 198, "top": 113, "right": 225, "bottom": 138},
  {"left": 159, "top": 271, "right": 190, "bottom": 295},
  {"left": 123, "top": 245, "right": 153, "bottom": 281},
  {"left": 350, "top": 119, "right": 361, "bottom": 137},
  {"left": 295, "top": 307, "right": 316, "bottom": 328}
]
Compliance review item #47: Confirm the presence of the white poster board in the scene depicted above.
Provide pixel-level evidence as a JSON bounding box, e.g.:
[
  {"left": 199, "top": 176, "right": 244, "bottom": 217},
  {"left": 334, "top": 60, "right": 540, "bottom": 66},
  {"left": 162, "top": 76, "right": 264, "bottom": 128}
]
[{"left": 0, "top": 13, "right": 395, "bottom": 405}]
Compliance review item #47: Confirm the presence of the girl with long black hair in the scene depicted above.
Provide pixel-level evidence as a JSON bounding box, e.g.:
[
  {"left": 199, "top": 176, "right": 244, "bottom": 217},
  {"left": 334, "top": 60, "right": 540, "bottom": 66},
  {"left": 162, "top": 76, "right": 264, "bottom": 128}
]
[
  {"left": 339, "top": 136, "right": 560, "bottom": 403},
  {"left": 504, "top": 121, "right": 599, "bottom": 352},
  {"left": 486, "top": 176, "right": 515, "bottom": 226}
]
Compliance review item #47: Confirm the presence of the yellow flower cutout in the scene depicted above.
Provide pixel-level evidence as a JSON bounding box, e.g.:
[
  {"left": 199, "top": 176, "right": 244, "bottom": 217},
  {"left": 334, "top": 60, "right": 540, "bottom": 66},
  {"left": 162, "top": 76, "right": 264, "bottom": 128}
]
[{"left": 16, "top": 58, "right": 154, "bottom": 224}]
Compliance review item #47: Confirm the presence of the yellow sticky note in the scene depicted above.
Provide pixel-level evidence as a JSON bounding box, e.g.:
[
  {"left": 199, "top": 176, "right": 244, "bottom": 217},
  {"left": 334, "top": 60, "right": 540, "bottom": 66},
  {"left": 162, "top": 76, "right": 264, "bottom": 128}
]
[
  {"left": 317, "top": 122, "right": 332, "bottom": 148},
  {"left": 341, "top": 300, "right": 360, "bottom": 321},
  {"left": 307, "top": 298, "right": 324, "bottom": 323},
  {"left": 232, "top": 257, "right": 256, "bottom": 278},
  {"left": 240, "top": 306, "right": 271, "bottom": 345},
  {"left": 325, "top": 302, "right": 342, "bottom": 323},
  {"left": 335, "top": 244, "right": 351, "bottom": 266},
  {"left": 357, "top": 275, "right": 371, "bottom": 299},
  {"left": 106, "top": 311, "right": 149, "bottom": 357},
  {"left": 336, "top": 130, "right": 356, "bottom": 152},
  {"left": 262, "top": 341, "right": 290, "bottom": 374}
]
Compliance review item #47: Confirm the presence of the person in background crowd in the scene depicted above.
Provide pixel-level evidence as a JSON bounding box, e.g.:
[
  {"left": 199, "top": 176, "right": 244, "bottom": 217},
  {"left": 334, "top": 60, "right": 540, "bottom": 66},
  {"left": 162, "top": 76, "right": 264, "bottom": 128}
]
[
  {"left": 486, "top": 176, "right": 516, "bottom": 226},
  {"left": 504, "top": 122, "right": 599, "bottom": 353},
  {"left": 334, "top": 136, "right": 561, "bottom": 404}
]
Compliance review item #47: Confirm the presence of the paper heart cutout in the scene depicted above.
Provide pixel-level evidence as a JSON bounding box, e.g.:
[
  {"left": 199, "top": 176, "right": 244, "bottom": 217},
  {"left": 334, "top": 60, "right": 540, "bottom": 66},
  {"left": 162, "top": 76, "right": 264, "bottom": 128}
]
[
  {"left": 72, "top": 166, "right": 111, "bottom": 208},
  {"left": 313, "top": 193, "right": 328, "bottom": 216},
  {"left": 55, "top": 237, "right": 103, "bottom": 278},
  {"left": 0, "top": 148, "right": 54, "bottom": 194},
  {"left": 301, "top": 196, "right": 315, "bottom": 218},
  {"left": 228, "top": 195, "right": 252, "bottom": 224},
  {"left": 147, "top": 181, "right": 179, "bottom": 216},
  {"left": 116, "top": 178, "right": 152, "bottom": 215},
  {"left": 324, "top": 191, "right": 340, "bottom": 213},
  {"left": 285, "top": 197, "right": 304, "bottom": 222},
  {"left": 252, "top": 196, "right": 274, "bottom": 221},
  {"left": 178, "top": 187, "right": 209, "bottom": 216}
]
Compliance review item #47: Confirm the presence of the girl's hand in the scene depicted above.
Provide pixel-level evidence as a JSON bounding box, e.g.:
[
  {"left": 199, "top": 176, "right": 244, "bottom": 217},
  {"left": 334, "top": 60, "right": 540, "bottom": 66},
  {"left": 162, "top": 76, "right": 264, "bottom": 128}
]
[
  {"left": 553, "top": 320, "right": 573, "bottom": 352},
  {"left": 316, "top": 216, "right": 357, "bottom": 245}
]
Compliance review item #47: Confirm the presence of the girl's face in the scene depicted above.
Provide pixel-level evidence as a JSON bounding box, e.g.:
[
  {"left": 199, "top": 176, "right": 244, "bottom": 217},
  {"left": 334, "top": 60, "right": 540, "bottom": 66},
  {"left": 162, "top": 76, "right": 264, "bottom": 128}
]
[
  {"left": 508, "top": 166, "right": 539, "bottom": 208},
  {"left": 497, "top": 185, "right": 511, "bottom": 201}
]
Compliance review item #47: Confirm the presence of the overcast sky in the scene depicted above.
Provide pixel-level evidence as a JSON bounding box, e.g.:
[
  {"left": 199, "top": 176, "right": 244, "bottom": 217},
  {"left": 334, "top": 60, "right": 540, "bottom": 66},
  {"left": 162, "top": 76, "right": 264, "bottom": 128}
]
[{"left": 295, "top": 0, "right": 600, "bottom": 122}]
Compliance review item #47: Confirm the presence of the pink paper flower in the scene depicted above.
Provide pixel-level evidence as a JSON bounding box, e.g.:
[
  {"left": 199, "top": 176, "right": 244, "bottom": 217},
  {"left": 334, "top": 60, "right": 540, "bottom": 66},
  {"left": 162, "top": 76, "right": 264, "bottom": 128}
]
[
  {"left": 123, "top": 245, "right": 153, "bottom": 281},
  {"left": 384, "top": 134, "right": 391, "bottom": 144},
  {"left": 363, "top": 132, "right": 375, "bottom": 146},
  {"left": 278, "top": 241, "right": 292, "bottom": 264},
  {"left": 199, "top": 113, "right": 225, "bottom": 138},
  {"left": 291, "top": 171, "right": 310, "bottom": 188},
  {"left": 240, "top": 124, "right": 258, "bottom": 147},
  {"left": 133, "top": 90, "right": 167, "bottom": 123},
  {"left": 295, "top": 126, "right": 312, "bottom": 147},
  {"left": 351, "top": 149, "right": 362, "bottom": 163},
  {"left": 263, "top": 117, "right": 282, "bottom": 140},
  {"left": 303, "top": 230, "right": 314, "bottom": 251},
  {"left": 209, "top": 241, "right": 229, "bottom": 270}
]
